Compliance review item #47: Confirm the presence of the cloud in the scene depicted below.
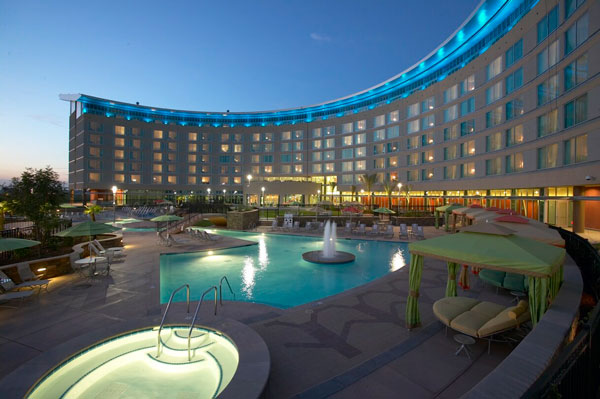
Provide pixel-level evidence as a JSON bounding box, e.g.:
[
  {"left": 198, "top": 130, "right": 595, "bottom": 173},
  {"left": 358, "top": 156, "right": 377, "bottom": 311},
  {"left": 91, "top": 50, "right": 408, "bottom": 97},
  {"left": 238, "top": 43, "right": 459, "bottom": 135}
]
[{"left": 310, "top": 32, "right": 332, "bottom": 42}]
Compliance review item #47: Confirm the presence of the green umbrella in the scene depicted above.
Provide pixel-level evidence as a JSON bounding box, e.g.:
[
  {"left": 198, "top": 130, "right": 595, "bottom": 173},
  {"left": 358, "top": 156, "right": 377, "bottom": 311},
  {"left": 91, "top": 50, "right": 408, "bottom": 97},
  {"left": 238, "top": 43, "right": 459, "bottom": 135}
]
[
  {"left": 150, "top": 215, "right": 183, "bottom": 236},
  {"left": 0, "top": 238, "right": 41, "bottom": 251},
  {"left": 55, "top": 220, "right": 121, "bottom": 237},
  {"left": 373, "top": 207, "right": 396, "bottom": 214},
  {"left": 59, "top": 203, "right": 79, "bottom": 209}
]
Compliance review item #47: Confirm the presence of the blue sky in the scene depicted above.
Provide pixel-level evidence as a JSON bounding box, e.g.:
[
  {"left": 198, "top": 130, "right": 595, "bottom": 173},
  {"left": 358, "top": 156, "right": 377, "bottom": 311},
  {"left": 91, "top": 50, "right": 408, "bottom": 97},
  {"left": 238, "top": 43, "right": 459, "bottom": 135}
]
[{"left": 0, "top": 0, "right": 479, "bottom": 182}]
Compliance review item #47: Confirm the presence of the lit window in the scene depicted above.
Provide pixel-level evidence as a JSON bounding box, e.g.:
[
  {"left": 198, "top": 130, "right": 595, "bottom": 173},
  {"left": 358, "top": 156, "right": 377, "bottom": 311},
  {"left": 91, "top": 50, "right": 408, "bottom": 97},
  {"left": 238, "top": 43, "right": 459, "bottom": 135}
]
[
  {"left": 153, "top": 130, "right": 163, "bottom": 139},
  {"left": 114, "top": 126, "right": 125, "bottom": 135},
  {"left": 114, "top": 174, "right": 125, "bottom": 183}
]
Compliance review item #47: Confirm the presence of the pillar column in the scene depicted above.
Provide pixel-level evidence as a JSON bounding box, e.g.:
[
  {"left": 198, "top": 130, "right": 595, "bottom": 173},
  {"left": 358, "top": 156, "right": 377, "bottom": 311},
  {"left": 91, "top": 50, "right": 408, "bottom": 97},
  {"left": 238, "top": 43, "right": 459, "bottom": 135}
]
[{"left": 573, "top": 186, "right": 585, "bottom": 234}]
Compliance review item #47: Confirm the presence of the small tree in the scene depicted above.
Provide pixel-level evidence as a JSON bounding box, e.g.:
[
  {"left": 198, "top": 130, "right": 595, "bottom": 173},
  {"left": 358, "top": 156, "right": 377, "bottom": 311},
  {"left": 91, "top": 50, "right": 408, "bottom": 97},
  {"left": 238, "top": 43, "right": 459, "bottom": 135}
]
[
  {"left": 5, "top": 167, "right": 66, "bottom": 243},
  {"left": 359, "top": 174, "right": 378, "bottom": 210},
  {"left": 401, "top": 184, "right": 413, "bottom": 212},
  {"left": 382, "top": 180, "right": 394, "bottom": 209},
  {"left": 0, "top": 201, "right": 8, "bottom": 231},
  {"left": 84, "top": 205, "right": 103, "bottom": 221}
]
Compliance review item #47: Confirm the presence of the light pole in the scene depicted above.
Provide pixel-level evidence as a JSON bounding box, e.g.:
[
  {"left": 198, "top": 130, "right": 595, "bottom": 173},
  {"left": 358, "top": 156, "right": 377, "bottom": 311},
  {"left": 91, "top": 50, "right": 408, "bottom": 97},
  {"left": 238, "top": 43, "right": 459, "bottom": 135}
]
[
  {"left": 261, "top": 186, "right": 265, "bottom": 207},
  {"left": 245, "top": 174, "right": 252, "bottom": 206},
  {"left": 317, "top": 189, "right": 321, "bottom": 204},
  {"left": 223, "top": 189, "right": 227, "bottom": 203},
  {"left": 111, "top": 185, "right": 117, "bottom": 224},
  {"left": 397, "top": 182, "right": 402, "bottom": 214},
  {"left": 207, "top": 188, "right": 211, "bottom": 204}
]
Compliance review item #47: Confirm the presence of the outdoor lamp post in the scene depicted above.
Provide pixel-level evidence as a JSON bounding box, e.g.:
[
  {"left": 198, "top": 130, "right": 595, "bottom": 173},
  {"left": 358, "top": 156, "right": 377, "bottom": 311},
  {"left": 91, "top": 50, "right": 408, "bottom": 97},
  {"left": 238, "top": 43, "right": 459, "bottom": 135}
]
[
  {"left": 245, "top": 174, "right": 253, "bottom": 206},
  {"left": 111, "top": 186, "right": 118, "bottom": 224},
  {"left": 397, "top": 182, "right": 402, "bottom": 214},
  {"left": 317, "top": 189, "right": 321, "bottom": 203},
  {"left": 261, "top": 186, "right": 265, "bottom": 207},
  {"left": 223, "top": 189, "right": 227, "bottom": 203},
  {"left": 207, "top": 188, "right": 211, "bottom": 203}
]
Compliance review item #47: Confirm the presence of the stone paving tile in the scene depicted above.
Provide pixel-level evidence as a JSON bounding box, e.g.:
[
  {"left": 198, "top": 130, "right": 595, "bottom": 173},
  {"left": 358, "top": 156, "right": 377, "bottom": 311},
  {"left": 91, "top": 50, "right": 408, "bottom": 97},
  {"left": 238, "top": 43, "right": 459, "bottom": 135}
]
[{"left": 0, "top": 341, "right": 41, "bottom": 377}]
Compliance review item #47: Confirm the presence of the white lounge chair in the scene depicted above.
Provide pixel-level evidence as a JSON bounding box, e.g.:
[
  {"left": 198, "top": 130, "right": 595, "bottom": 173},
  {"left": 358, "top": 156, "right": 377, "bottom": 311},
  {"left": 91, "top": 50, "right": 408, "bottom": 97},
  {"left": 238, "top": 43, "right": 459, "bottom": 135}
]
[
  {"left": 355, "top": 224, "right": 366, "bottom": 235},
  {"left": 203, "top": 231, "right": 220, "bottom": 241},
  {"left": 93, "top": 240, "right": 124, "bottom": 257},
  {"left": 305, "top": 222, "right": 312, "bottom": 231},
  {"left": 0, "top": 270, "right": 50, "bottom": 293},
  {"left": 399, "top": 224, "right": 409, "bottom": 240},
  {"left": 411, "top": 223, "right": 419, "bottom": 239},
  {"left": 270, "top": 220, "right": 279, "bottom": 231},
  {"left": 0, "top": 289, "right": 34, "bottom": 307},
  {"left": 383, "top": 225, "right": 394, "bottom": 238},
  {"left": 344, "top": 222, "right": 352, "bottom": 234},
  {"left": 317, "top": 222, "right": 325, "bottom": 233},
  {"left": 292, "top": 221, "right": 300, "bottom": 231}
]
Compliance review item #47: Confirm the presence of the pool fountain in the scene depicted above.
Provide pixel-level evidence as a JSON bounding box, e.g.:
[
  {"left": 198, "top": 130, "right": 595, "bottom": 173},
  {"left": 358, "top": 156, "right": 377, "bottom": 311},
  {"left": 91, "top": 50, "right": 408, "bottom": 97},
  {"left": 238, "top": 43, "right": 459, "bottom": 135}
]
[{"left": 302, "top": 220, "right": 355, "bottom": 264}]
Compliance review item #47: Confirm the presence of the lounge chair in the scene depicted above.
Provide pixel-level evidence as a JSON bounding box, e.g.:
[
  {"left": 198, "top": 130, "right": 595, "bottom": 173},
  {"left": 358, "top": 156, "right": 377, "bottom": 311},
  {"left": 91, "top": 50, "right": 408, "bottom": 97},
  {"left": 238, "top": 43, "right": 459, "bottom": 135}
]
[
  {"left": 399, "top": 224, "right": 409, "bottom": 240},
  {"left": 202, "top": 231, "right": 220, "bottom": 241},
  {"left": 344, "top": 222, "right": 352, "bottom": 234},
  {"left": 270, "top": 220, "right": 279, "bottom": 231},
  {"left": 93, "top": 240, "right": 124, "bottom": 257},
  {"left": 292, "top": 221, "right": 300, "bottom": 231},
  {"left": 17, "top": 263, "right": 50, "bottom": 291},
  {"left": 383, "top": 225, "right": 394, "bottom": 238},
  {"left": 0, "top": 270, "right": 50, "bottom": 293},
  {"left": 317, "top": 222, "right": 325, "bottom": 233},
  {"left": 367, "top": 224, "right": 380, "bottom": 236},
  {"left": 433, "top": 296, "right": 530, "bottom": 353},
  {"left": 415, "top": 226, "right": 425, "bottom": 240},
  {"left": 354, "top": 224, "right": 366, "bottom": 235},
  {"left": 411, "top": 223, "right": 419, "bottom": 238},
  {"left": 0, "top": 289, "right": 34, "bottom": 307},
  {"left": 479, "top": 270, "right": 528, "bottom": 294}
]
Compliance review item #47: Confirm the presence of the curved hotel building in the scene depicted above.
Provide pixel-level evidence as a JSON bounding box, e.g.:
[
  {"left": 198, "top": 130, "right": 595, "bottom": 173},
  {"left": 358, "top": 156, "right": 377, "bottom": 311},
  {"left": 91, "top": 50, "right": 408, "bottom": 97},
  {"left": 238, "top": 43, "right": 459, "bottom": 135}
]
[{"left": 62, "top": 0, "right": 599, "bottom": 231}]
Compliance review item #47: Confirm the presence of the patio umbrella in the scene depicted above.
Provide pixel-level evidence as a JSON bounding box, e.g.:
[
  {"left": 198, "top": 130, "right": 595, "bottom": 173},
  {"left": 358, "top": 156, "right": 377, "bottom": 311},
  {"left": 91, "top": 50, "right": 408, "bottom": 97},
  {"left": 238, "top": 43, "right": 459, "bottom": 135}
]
[
  {"left": 55, "top": 220, "right": 121, "bottom": 257},
  {"left": 373, "top": 207, "right": 395, "bottom": 214},
  {"left": 342, "top": 206, "right": 361, "bottom": 214},
  {"left": 150, "top": 214, "right": 183, "bottom": 237},
  {"left": 0, "top": 238, "right": 41, "bottom": 251},
  {"left": 59, "top": 203, "right": 78, "bottom": 209}
]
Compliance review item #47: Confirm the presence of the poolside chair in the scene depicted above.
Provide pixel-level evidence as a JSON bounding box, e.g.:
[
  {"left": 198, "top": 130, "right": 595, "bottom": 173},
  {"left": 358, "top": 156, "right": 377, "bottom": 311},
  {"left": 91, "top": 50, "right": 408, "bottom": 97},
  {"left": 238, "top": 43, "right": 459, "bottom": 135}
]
[
  {"left": 270, "top": 220, "right": 279, "bottom": 231},
  {"left": 17, "top": 263, "right": 49, "bottom": 291},
  {"left": 292, "top": 221, "right": 300, "bottom": 231},
  {"left": 283, "top": 214, "right": 294, "bottom": 230},
  {"left": 93, "top": 240, "right": 124, "bottom": 257},
  {"left": 415, "top": 226, "right": 425, "bottom": 240},
  {"left": 411, "top": 223, "right": 419, "bottom": 238},
  {"left": 305, "top": 222, "right": 312, "bottom": 231},
  {"left": 383, "top": 224, "right": 394, "bottom": 238},
  {"left": 317, "top": 222, "right": 325, "bottom": 233},
  {"left": 355, "top": 224, "right": 366, "bottom": 235},
  {"left": 0, "top": 289, "right": 34, "bottom": 308},
  {"left": 399, "top": 224, "right": 409, "bottom": 240},
  {"left": 367, "top": 224, "right": 380, "bottom": 236},
  {"left": 202, "top": 231, "right": 220, "bottom": 241},
  {"left": 0, "top": 270, "right": 50, "bottom": 293}
]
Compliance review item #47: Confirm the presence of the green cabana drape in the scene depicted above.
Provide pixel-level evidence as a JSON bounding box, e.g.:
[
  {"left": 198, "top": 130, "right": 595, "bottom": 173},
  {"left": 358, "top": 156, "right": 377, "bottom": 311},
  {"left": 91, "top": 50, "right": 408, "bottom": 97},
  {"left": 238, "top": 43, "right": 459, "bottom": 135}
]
[
  {"left": 445, "top": 262, "right": 460, "bottom": 297},
  {"left": 405, "top": 254, "right": 424, "bottom": 329},
  {"left": 528, "top": 265, "right": 564, "bottom": 324}
]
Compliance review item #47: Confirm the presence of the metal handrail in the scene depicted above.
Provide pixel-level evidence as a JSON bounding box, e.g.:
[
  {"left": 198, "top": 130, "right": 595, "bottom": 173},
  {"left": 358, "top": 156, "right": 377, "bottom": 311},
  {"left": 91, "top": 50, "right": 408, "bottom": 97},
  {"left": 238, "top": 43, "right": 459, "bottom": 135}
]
[
  {"left": 187, "top": 286, "right": 217, "bottom": 361},
  {"left": 156, "top": 284, "right": 190, "bottom": 357},
  {"left": 219, "top": 276, "right": 235, "bottom": 305}
]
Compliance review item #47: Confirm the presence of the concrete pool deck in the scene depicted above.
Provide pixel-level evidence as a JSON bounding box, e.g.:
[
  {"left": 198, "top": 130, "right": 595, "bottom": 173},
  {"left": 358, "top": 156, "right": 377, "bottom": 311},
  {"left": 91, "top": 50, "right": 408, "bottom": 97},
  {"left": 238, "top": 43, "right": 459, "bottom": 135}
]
[{"left": 0, "top": 226, "right": 518, "bottom": 398}]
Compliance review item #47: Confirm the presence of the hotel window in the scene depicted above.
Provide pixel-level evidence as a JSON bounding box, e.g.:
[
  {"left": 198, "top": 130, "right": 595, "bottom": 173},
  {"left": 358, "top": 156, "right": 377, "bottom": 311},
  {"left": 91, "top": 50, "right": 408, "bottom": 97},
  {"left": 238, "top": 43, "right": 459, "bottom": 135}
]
[
  {"left": 89, "top": 134, "right": 102, "bottom": 145},
  {"left": 407, "top": 153, "right": 419, "bottom": 166},
  {"left": 263, "top": 133, "right": 273, "bottom": 141},
  {"left": 565, "top": 13, "right": 588, "bottom": 55},
  {"left": 153, "top": 141, "right": 161, "bottom": 150},
  {"left": 264, "top": 166, "right": 273, "bottom": 174},
  {"left": 188, "top": 154, "right": 197, "bottom": 163},
  {"left": 566, "top": 0, "right": 585, "bottom": 19},
  {"left": 153, "top": 130, "right": 163, "bottom": 139},
  {"left": 444, "top": 84, "right": 458, "bottom": 104},
  {"left": 313, "top": 140, "right": 323, "bottom": 150},
  {"left": 342, "top": 123, "right": 353, "bottom": 134},
  {"left": 114, "top": 162, "right": 125, "bottom": 172},
  {"left": 461, "top": 162, "right": 476, "bottom": 178},
  {"left": 188, "top": 143, "right": 197, "bottom": 152},
  {"left": 220, "top": 144, "right": 229, "bottom": 153},
  {"left": 343, "top": 135, "right": 353, "bottom": 146},
  {"left": 220, "top": 155, "right": 230, "bottom": 163},
  {"left": 114, "top": 125, "right": 125, "bottom": 135},
  {"left": 407, "top": 136, "right": 419, "bottom": 150},
  {"left": 294, "top": 165, "right": 303, "bottom": 173},
  {"left": 88, "top": 172, "right": 100, "bottom": 182},
  {"left": 444, "top": 165, "right": 458, "bottom": 180},
  {"left": 132, "top": 139, "right": 141, "bottom": 149},
  {"left": 421, "top": 115, "right": 435, "bottom": 129},
  {"left": 486, "top": 56, "right": 503, "bottom": 81},
  {"left": 506, "top": 153, "right": 524, "bottom": 173},
  {"left": 251, "top": 155, "right": 260, "bottom": 163},
  {"left": 264, "top": 144, "right": 273, "bottom": 152},
  {"left": 263, "top": 155, "right": 273, "bottom": 163},
  {"left": 251, "top": 144, "right": 260, "bottom": 152},
  {"left": 220, "top": 133, "right": 230, "bottom": 142},
  {"left": 444, "top": 125, "right": 458, "bottom": 141},
  {"left": 387, "top": 156, "right": 398, "bottom": 167},
  {"left": 564, "top": 134, "right": 587, "bottom": 164},
  {"left": 233, "top": 177, "right": 241, "bottom": 184},
  {"left": 460, "top": 140, "right": 476, "bottom": 157},
  {"left": 168, "top": 131, "right": 176, "bottom": 140},
  {"left": 355, "top": 147, "right": 366, "bottom": 157},
  {"left": 167, "top": 164, "right": 176, "bottom": 173},
  {"left": 153, "top": 152, "right": 162, "bottom": 161},
  {"left": 220, "top": 176, "right": 230, "bottom": 185},
  {"left": 167, "top": 176, "right": 177, "bottom": 184},
  {"left": 130, "top": 174, "right": 141, "bottom": 183},
  {"left": 312, "top": 128, "right": 322, "bottom": 138},
  {"left": 422, "top": 150, "right": 434, "bottom": 164},
  {"left": 461, "top": 120, "right": 475, "bottom": 136},
  {"left": 421, "top": 132, "right": 433, "bottom": 146},
  {"left": 233, "top": 155, "right": 241, "bottom": 163},
  {"left": 538, "top": 109, "right": 558, "bottom": 137},
  {"left": 324, "top": 163, "right": 335, "bottom": 173},
  {"left": 312, "top": 164, "right": 322, "bottom": 173},
  {"left": 88, "top": 159, "right": 101, "bottom": 170},
  {"left": 387, "top": 111, "right": 399, "bottom": 124},
  {"left": 131, "top": 127, "right": 141, "bottom": 136},
  {"left": 407, "top": 170, "right": 418, "bottom": 182},
  {"left": 444, "top": 145, "right": 458, "bottom": 160},
  {"left": 201, "top": 144, "right": 210, "bottom": 152},
  {"left": 323, "top": 126, "right": 335, "bottom": 136},
  {"left": 129, "top": 150, "right": 140, "bottom": 161},
  {"left": 537, "top": 74, "right": 559, "bottom": 105},
  {"left": 373, "top": 143, "right": 385, "bottom": 155},
  {"left": 486, "top": 132, "right": 502, "bottom": 152},
  {"left": 565, "top": 54, "right": 588, "bottom": 91},
  {"left": 188, "top": 165, "right": 196, "bottom": 174},
  {"left": 233, "top": 144, "right": 242, "bottom": 153},
  {"left": 505, "top": 68, "right": 523, "bottom": 95},
  {"left": 312, "top": 152, "right": 322, "bottom": 161},
  {"left": 281, "top": 142, "right": 291, "bottom": 152},
  {"left": 188, "top": 132, "right": 197, "bottom": 141},
  {"left": 187, "top": 176, "right": 196, "bottom": 185},
  {"left": 130, "top": 162, "right": 142, "bottom": 172},
  {"left": 252, "top": 133, "right": 261, "bottom": 142},
  {"left": 505, "top": 98, "right": 523, "bottom": 121},
  {"left": 537, "top": 40, "right": 559, "bottom": 75},
  {"left": 486, "top": 82, "right": 503, "bottom": 104},
  {"left": 460, "top": 97, "right": 475, "bottom": 116},
  {"left": 506, "top": 125, "right": 524, "bottom": 147},
  {"left": 421, "top": 169, "right": 434, "bottom": 181},
  {"left": 537, "top": 143, "right": 559, "bottom": 169},
  {"left": 407, "top": 102, "right": 419, "bottom": 118},
  {"left": 323, "top": 138, "right": 334, "bottom": 149},
  {"left": 114, "top": 174, "right": 125, "bottom": 183},
  {"left": 281, "top": 131, "right": 291, "bottom": 140},
  {"left": 201, "top": 176, "right": 210, "bottom": 184},
  {"left": 505, "top": 39, "right": 523, "bottom": 68},
  {"left": 341, "top": 174, "right": 354, "bottom": 184},
  {"left": 293, "top": 142, "right": 303, "bottom": 151},
  {"left": 355, "top": 133, "right": 366, "bottom": 144},
  {"left": 486, "top": 107, "right": 502, "bottom": 128},
  {"left": 201, "top": 155, "right": 209, "bottom": 163},
  {"left": 355, "top": 120, "right": 366, "bottom": 130},
  {"left": 460, "top": 75, "right": 475, "bottom": 95},
  {"left": 407, "top": 119, "right": 420, "bottom": 134},
  {"left": 114, "top": 150, "right": 124, "bottom": 159},
  {"left": 374, "top": 115, "right": 385, "bottom": 127},
  {"left": 421, "top": 97, "right": 435, "bottom": 112},
  {"left": 281, "top": 165, "right": 291, "bottom": 174},
  {"left": 342, "top": 148, "right": 353, "bottom": 159},
  {"left": 355, "top": 160, "right": 366, "bottom": 171},
  {"left": 373, "top": 129, "right": 385, "bottom": 141},
  {"left": 168, "top": 142, "right": 177, "bottom": 151},
  {"left": 294, "top": 130, "right": 304, "bottom": 139},
  {"left": 342, "top": 161, "right": 353, "bottom": 172},
  {"left": 294, "top": 153, "right": 304, "bottom": 162},
  {"left": 537, "top": 6, "right": 558, "bottom": 43},
  {"left": 373, "top": 158, "right": 385, "bottom": 169},
  {"left": 386, "top": 126, "right": 399, "bottom": 139},
  {"left": 153, "top": 175, "right": 162, "bottom": 184},
  {"left": 564, "top": 94, "right": 587, "bottom": 128},
  {"left": 323, "top": 151, "right": 335, "bottom": 161},
  {"left": 388, "top": 142, "right": 399, "bottom": 153},
  {"left": 486, "top": 157, "right": 502, "bottom": 176},
  {"left": 444, "top": 105, "right": 458, "bottom": 122},
  {"left": 281, "top": 154, "right": 291, "bottom": 162},
  {"left": 89, "top": 121, "right": 102, "bottom": 131}
]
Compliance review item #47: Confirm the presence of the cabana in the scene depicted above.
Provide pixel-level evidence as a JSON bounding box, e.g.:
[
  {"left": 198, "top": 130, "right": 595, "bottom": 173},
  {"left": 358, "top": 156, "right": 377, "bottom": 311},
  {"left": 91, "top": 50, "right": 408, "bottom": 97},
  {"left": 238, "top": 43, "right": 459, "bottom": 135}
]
[
  {"left": 494, "top": 215, "right": 564, "bottom": 247},
  {"left": 466, "top": 211, "right": 503, "bottom": 224},
  {"left": 451, "top": 207, "right": 488, "bottom": 231},
  {"left": 405, "top": 230, "right": 565, "bottom": 329},
  {"left": 434, "top": 203, "right": 462, "bottom": 231}
]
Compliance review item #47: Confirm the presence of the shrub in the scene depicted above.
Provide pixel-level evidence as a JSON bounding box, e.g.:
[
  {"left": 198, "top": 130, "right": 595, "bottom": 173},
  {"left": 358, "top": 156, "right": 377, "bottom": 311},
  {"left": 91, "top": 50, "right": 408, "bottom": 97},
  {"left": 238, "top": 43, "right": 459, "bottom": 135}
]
[
  {"left": 209, "top": 216, "right": 227, "bottom": 227},
  {"left": 194, "top": 219, "right": 213, "bottom": 227}
]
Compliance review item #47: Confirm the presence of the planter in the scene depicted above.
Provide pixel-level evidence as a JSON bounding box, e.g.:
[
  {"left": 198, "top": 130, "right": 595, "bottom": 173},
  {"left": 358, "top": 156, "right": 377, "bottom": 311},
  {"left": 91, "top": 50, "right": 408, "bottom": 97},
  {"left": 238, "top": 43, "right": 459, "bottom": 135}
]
[{"left": 227, "top": 210, "right": 259, "bottom": 230}]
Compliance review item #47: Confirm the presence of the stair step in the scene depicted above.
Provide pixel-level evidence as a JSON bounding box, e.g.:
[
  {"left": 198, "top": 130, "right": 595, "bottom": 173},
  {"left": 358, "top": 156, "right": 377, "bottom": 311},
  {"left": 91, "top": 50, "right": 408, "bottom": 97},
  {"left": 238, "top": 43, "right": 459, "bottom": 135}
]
[{"left": 146, "top": 352, "right": 206, "bottom": 365}]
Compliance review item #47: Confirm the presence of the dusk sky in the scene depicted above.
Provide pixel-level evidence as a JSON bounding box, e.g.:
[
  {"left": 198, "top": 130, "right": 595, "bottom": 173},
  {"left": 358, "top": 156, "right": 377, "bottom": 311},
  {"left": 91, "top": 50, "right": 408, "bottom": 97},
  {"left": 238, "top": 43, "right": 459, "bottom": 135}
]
[{"left": 0, "top": 0, "right": 479, "bottom": 183}]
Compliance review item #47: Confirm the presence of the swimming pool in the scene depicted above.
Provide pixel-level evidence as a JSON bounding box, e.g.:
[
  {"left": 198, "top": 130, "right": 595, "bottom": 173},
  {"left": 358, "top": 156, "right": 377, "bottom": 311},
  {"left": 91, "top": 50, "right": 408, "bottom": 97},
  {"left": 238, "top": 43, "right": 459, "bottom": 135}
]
[{"left": 160, "top": 231, "right": 408, "bottom": 308}]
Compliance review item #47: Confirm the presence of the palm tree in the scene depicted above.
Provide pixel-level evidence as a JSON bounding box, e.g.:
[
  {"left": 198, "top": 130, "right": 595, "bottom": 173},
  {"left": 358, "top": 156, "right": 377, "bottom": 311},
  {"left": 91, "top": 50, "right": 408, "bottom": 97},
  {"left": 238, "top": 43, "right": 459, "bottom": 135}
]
[
  {"left": 84, "top": 205, "right": 103, "bottom": 221},
  {"left": 350, "top": 185, "right": 357, "bottom": 202},
  {"left": 382, "top": 180, "right": 395, "bottom": 209},
  {"left": 359, "top": 173, "right": 378, "bottom": 210},
  {"left": 400, "top": 184, "right": 412, "bottom": 212},
  {"left": 329, "top": 181, "right": 337, "bottom": 204}
]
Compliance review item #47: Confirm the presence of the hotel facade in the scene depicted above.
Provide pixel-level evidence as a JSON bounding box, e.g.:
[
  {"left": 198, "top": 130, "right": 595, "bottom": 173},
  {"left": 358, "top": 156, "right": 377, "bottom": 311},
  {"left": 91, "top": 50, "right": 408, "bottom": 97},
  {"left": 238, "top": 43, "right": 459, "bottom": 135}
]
[{"left": 62, "top": 0, "right": 600, "bottom": 231}]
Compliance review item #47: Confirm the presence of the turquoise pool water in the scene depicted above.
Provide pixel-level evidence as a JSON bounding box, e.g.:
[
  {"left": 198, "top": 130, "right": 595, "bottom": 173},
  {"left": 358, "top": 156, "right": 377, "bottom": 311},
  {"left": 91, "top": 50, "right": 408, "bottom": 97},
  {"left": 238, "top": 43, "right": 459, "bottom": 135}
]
[{"left": 160, "top": 231, "right": 409, "bottom": 308}]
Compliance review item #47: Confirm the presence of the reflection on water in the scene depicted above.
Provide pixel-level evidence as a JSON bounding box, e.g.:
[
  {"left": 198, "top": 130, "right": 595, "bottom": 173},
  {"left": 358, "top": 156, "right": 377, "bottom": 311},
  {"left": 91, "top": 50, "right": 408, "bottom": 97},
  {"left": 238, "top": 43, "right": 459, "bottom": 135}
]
[
  {"left": 389, "top": 248, "right": 407, "bottom": 272},
  {"left": 258, "top": 235, "right": 269, "bottom": 270},
  {"left": 241, "top": 256, "right": 256, "bottom": 298}
]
